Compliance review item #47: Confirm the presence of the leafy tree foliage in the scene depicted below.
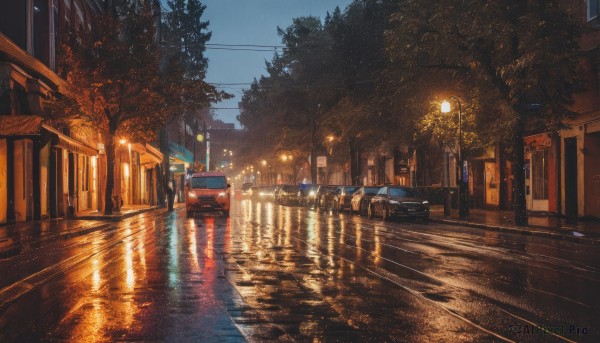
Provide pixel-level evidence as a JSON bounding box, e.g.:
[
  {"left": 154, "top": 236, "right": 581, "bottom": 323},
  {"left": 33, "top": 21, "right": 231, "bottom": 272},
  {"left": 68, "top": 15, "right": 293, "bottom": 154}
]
[
  {"left": 53, "top": 1, "right": 226, "bottom": 214},
  {"left": 161, "top": 0, "right": 229, "bottom": 121},
  {"left": 416, "top": 96, "right": 481, "bottom": 159},
  {"left": 53, "top": 3, "right": 164, "bottom": 214},
  {"left": 384, "top": 0, "right": 581, "bottom": 225},
  {"left": 239, "top": 1, "right": 397, "bottom": 184}
]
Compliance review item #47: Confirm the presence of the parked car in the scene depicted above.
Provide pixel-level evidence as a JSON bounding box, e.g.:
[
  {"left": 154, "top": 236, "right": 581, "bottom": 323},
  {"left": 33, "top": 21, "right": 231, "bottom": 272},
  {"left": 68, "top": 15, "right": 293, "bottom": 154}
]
[
  {"left": 316, "top": 185, "right": 341, "bottom": 211},
  {"left": 185, "top": 172, "right": 231, "bottom": 217},
  {"left": 320, "top": 186, "right": 360, "bottom": 213},
  {"left": 241, "top": 182, "right": 254, "bottom": 197},
  {"left": 251, "top": 185, "right": 277, "bottom": 202},
  {"left": 277, "top": 184, "right": 301, "bottom": 205},
  {"left": 298, "top": 184, "right": 320, "bottom": 207},
  {"left": 368, "top": 186, "right": 430, "bottom": 222},
  {"left": 311, "top": 185, "right": 338, "bottom": 210},
  {"left": 351, "top": 186, "right": 383, "bottom": 215}
]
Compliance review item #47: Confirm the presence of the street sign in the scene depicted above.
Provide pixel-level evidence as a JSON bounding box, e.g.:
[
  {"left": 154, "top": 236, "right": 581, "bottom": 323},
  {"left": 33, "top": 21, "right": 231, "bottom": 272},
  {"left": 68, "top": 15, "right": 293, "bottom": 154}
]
[{"left": 317, "top": 156, "right": 327, "bottom": 168}]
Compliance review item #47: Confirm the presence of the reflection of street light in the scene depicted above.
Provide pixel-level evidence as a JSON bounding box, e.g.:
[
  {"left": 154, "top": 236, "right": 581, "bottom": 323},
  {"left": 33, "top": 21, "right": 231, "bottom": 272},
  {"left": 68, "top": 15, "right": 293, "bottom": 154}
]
[{"left": 441, "top": 96, "right": 469, "bottom": 218}]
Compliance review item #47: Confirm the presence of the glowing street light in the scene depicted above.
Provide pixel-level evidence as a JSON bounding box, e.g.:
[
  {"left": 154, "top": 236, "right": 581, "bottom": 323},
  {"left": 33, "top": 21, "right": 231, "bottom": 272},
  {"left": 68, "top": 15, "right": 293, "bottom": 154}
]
[{"left": 441, "top": 96, "right": 469, "bottom": 218}]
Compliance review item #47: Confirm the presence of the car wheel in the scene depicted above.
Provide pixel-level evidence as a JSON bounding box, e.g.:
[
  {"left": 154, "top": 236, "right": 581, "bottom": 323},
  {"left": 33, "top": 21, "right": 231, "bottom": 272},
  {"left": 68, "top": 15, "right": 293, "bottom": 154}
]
[
  {"left": 382, "top": 205, "right": 389, "bottom": 222},
  {"left": 368, "top": 204, "right": 374, "bottom": 220},
  {"left": 359, "top": 201, "right": 366, "bottom": 216}
]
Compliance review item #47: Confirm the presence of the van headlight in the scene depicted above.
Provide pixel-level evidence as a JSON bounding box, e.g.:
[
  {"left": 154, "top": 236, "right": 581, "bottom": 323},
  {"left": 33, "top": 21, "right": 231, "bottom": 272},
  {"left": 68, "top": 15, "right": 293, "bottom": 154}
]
[
  {"left": 188, "top": 192, "right": 197, "bottom": 198},
  {"left": 422, "top": 200, "right": 429, "bottom": 205},
  {"left": 218, "top": 192, "right": 226, "bottom": 197}
]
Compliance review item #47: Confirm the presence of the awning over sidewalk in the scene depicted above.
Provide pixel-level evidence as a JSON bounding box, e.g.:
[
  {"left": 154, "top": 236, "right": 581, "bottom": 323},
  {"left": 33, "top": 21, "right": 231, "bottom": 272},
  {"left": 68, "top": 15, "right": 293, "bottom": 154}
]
[
  {"left": 42, "top": 124, "right": 98, "bottom": 156},
  {"left": 0, "top": 116, "right": 97, "bottom": 155},
  {"left": 141, "top": 143, "right": 163, "bottom": 166},
  {"left": 0, "top": 115, "right": 42, "bottom": 135}
]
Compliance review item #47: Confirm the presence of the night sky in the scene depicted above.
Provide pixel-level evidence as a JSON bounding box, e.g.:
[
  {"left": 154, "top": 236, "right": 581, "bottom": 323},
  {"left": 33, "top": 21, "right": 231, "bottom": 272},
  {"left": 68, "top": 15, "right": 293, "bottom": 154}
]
[{"left": 173, "top": 0, "right": 354, "bottom": 127}]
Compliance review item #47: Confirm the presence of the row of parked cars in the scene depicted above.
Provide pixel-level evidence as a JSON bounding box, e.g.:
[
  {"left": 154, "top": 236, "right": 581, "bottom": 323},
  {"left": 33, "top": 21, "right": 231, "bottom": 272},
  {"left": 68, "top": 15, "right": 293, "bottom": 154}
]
[{"left": 243, "top": 183, "right": 430, "bottom": 222}]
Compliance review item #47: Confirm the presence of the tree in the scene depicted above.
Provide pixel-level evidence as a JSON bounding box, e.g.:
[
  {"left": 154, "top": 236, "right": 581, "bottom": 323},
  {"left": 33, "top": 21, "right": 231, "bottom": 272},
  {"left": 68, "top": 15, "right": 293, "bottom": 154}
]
[
  {"left": 53, "top": 3, "right": 170, "bottom": 214},
  {"left": 323, "top": 0, "right": 399, "bottom": 184},
  {"left": 239, "top": 2, "right": 399, "bottom": 185},
  {"left": 159, "top": 0, "right": 228, "bottom": 199},
  {"left": 416, "top": 97, "right": 481, "bottom": 163},
  {"left": 384, "top": 0, "right": 581, "bottom": 225},
  {"left": 239, "top": 17, "right": 339, "bottom": 184}
]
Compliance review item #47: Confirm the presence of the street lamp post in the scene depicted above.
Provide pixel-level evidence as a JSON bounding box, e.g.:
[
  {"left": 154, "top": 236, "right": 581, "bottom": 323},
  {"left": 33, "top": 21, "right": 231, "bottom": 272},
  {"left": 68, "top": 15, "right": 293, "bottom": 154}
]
[{"left": 441, "top": 96, "right": 469, "bottom": 218}]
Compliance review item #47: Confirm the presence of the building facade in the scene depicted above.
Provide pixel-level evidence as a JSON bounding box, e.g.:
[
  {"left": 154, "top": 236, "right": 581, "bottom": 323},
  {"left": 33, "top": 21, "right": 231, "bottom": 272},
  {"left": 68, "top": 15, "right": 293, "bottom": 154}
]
[
  {"left": 559, "top": 0, "right": 600, "bottom": 219},
  {"left": 0, "top": 0, "right": 163, "bottom": 224}
]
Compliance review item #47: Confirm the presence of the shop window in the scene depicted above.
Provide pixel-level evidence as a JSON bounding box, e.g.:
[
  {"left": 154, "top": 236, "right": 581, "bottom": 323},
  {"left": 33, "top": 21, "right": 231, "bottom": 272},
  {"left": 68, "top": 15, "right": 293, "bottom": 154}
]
[{"left": 532, "top": 149, "right": 548, "bottom": 200}]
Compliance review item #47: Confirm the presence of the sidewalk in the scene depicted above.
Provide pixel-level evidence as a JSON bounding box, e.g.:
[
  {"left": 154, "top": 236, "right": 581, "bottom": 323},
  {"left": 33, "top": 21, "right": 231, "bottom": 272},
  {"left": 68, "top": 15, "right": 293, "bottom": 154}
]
[
  {"left": 429, "top": 205, "right": 600, "bottom": 244},
  {"left": 77, "top": 203, "right": 184, "bottom": 221}
]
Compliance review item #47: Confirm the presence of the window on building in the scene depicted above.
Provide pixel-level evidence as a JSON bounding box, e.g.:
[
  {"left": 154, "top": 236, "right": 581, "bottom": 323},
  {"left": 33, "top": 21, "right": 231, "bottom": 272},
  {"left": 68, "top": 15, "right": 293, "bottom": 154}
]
[
  {"left": 588, "top": 0, "right": 600, "bottom": 21},
  {"left": 50, "top": 0, "right": 58, "bottom": 70},
  {"left": 81, "top": 156, "right": 89, "bottom": 192},
  {"left": 531, "top": 149, "right": 548, "bottom": 200}
]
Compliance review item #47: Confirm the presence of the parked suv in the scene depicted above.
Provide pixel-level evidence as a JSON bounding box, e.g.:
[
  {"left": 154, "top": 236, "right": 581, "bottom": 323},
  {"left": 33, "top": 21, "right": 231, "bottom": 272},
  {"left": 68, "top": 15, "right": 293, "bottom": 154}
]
[{"left": 185, "top": 172, "right": 231, "bottom": 217}]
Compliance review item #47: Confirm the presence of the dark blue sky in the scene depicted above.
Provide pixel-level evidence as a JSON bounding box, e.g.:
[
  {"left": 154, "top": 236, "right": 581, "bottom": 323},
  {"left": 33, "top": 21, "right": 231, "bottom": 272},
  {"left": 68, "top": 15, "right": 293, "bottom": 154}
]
[{"left": 198, "top": 0, "right": 353, "bottom": 127}]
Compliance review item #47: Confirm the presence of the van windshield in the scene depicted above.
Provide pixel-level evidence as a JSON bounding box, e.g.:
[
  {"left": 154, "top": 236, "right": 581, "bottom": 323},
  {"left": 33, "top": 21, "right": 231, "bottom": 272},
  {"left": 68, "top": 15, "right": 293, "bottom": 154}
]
[{"left": 191, "top": 176, "right": 226, "bottom": 189}]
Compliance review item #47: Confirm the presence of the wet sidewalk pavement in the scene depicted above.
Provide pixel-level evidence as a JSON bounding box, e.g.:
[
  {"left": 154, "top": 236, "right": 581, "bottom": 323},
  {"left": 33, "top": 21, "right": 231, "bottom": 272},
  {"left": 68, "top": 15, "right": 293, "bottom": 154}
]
[
  {"left": 430, "top": 205, "right": 600, "bottom": 244},
  {"left": 76, "top": 204, "right": 172, "bottom": 221}
]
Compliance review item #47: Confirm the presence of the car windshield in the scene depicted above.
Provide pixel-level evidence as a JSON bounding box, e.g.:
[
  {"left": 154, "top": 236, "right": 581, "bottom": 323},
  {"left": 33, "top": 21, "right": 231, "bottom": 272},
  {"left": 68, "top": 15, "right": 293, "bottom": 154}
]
[
  {"left": 283, "top": 185, "right": 299, "bottom": 192},
  {"left": 345, "top": 187, "right": 359, "bottom": 194},
  {"left": 364, "top": 187, "right": 381, "bottom": 195},
  {"left": 389, "top": 187, "right": 421, "bottom": 198},
  {"left": 191, "top": 176, "right": 226, "bottom": 189}
]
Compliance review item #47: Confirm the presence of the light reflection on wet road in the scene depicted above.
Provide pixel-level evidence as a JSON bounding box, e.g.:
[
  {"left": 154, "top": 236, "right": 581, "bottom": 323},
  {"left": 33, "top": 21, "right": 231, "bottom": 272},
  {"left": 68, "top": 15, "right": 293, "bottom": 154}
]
[{"left": 0, "top": 199, "right": 599, "bottom": 342}]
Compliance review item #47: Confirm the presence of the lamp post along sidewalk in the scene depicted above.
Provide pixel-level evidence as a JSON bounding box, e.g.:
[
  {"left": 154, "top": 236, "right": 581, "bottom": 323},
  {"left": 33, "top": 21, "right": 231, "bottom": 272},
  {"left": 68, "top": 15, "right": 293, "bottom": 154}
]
[{"left": 441, "top": 97, "right": 469, "bottom": 218}]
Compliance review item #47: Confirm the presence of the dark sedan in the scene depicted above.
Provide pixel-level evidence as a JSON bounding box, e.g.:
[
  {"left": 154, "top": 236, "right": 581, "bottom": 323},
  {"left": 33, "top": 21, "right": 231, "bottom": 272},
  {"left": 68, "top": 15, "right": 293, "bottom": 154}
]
[
  {"left": 298, "top": 184, "right": 320, "bottom": 207},
  {"left": 368, "top": 186, "right": 430, "bottom": 222},
  {"left": 351, "top": 186, "right": 382, "bottom": 215},
  {"left": 309, "top": 185, "right": 338, "bottom": 209},
  {"left": 277, "top": 184, "right": 301, "bottom": 205},
  {"left": 320, "top": 186, "right": 360, "bottom": 213},
  {"left": 251, "top": 185, "right": 276, "bottom": 202},
  {"left": 314, "top": 185, "right": 339, "bottom": 211}
]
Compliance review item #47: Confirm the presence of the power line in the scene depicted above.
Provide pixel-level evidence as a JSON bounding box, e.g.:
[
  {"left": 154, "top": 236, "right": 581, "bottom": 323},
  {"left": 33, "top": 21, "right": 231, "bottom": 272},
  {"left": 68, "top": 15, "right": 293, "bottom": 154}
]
[
  {"left": 206, "top": 47, "right": 279, "bottom": 52},
  {"left": 206, "top": 43, "right": 286, "bottom": 49}
]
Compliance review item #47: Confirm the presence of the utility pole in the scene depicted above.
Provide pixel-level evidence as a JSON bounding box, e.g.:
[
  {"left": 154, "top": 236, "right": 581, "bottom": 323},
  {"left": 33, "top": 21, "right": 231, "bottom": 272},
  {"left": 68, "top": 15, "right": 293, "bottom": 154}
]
[{"left": 203, "top": 121, "right": 210, "bottom": 171}]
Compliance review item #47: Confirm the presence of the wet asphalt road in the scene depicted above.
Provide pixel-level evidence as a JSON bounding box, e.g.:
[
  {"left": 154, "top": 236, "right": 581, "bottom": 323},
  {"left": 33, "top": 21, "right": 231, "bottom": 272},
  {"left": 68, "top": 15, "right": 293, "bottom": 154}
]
[{"left": 0, "top": 198, "right": 599, "bottom": 342}]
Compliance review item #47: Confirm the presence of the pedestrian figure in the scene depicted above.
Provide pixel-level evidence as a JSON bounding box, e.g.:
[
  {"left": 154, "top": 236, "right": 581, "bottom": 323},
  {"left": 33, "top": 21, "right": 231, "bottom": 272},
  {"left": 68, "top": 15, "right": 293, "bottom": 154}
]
[{"left": 166, "top": 178, "right": 175, "bottom": 211}]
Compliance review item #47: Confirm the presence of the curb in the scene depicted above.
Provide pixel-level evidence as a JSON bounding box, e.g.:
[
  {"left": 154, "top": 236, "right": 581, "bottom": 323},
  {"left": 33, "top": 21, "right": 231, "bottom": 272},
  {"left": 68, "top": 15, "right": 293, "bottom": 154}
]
[
  {"left": 75, "top": 206, "right": 164, "bottom": 221},
  {"left": 431, "top": 217, "right": 600, "bottom": 245}
]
